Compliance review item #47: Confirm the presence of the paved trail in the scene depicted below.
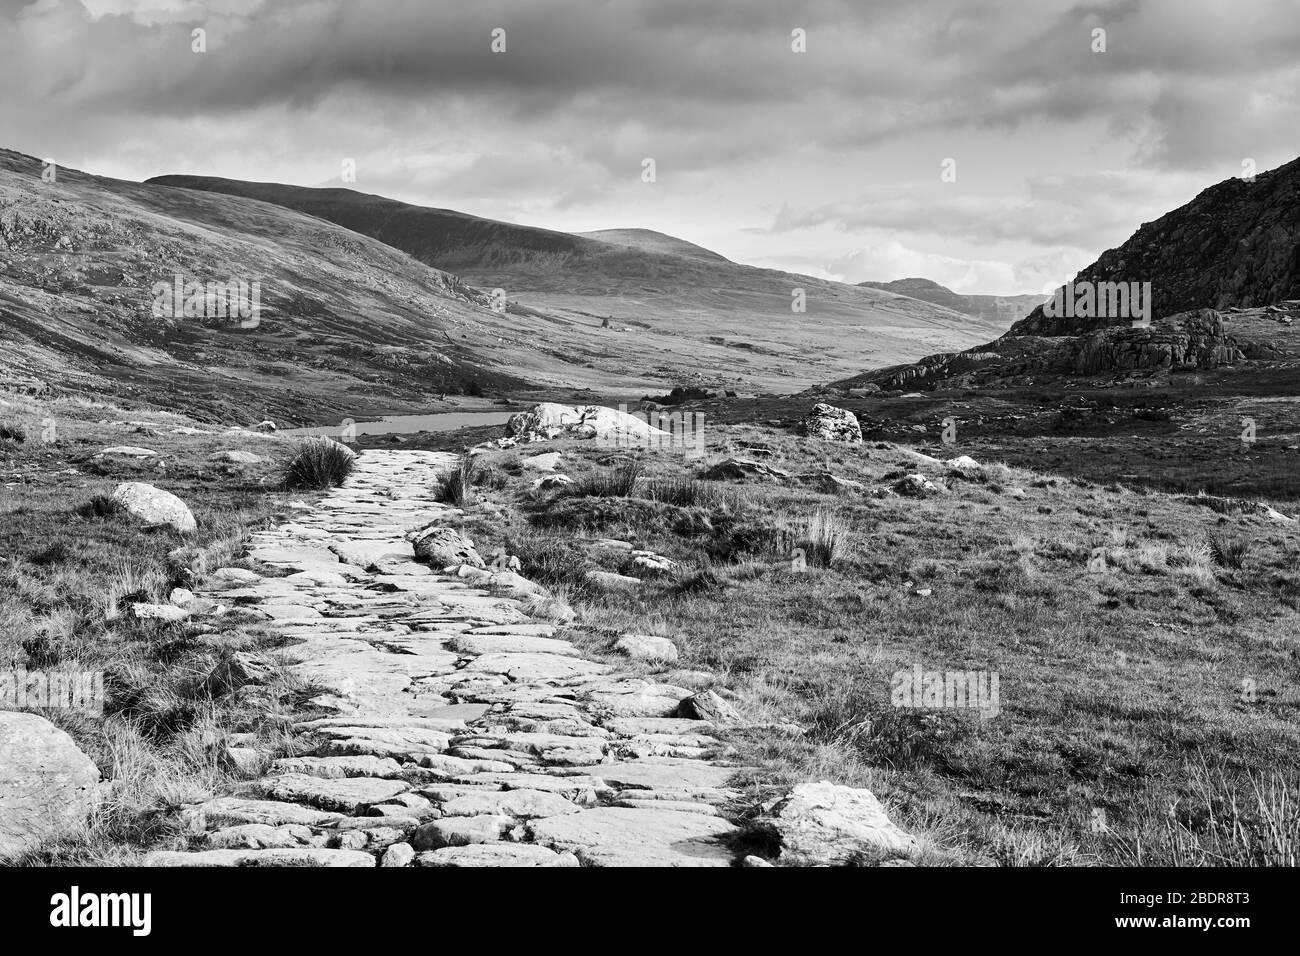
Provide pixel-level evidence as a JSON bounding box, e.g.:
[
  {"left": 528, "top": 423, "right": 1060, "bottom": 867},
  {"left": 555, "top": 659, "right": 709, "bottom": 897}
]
[{"left": 147, "top": 450, "right": 747, "bottom": 867}]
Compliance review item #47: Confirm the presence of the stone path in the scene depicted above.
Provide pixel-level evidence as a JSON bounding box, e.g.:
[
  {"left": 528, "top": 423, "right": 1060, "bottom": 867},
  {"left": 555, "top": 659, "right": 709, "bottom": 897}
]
[{"left": 146, "top": 450, "right": 749, "bottom": 867}]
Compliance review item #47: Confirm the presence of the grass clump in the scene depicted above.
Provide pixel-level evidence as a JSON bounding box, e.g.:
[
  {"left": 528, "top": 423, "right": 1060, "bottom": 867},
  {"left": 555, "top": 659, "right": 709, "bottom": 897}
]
[
  {"left": 1207, "top": 531, "right": 1251, "bottom": 569},
  {"left": 436, "top": 453, "right": 480, "bottom": 506},
  {"left": 562, "top": 459, "right": 642, "bottom": 498},
  {"left": 282, "top": 437, "right": 355, "bottom": 490}
]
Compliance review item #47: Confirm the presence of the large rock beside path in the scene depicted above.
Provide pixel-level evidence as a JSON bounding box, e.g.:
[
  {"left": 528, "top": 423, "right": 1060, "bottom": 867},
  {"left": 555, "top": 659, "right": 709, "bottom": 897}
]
[
  {"left": 111, "top": 482, "right": 197, "bottom": 533},
  {"left": 0, "top": 713, "right": 101, "bottom": 861},
  {"left": 504, "top": 403, "right": 667, "bottom": 445},
  {"left": 768, "top": 781, "right": 918, "bottom": 865}
]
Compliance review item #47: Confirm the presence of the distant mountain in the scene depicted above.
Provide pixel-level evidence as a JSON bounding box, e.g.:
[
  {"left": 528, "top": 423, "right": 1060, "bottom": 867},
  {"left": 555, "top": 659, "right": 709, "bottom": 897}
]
[
  {"left": 576, "top": 228, "right": 730, "bottom": 263},
  {"left": 833, "top": 157, "right": 1300, "bottom": 392},
  {"left": 859, "top": 277, "right": 1045, "bottom": 327},
  {"left": 148, "top": 175, "right": 1011, "bottom": 391}
]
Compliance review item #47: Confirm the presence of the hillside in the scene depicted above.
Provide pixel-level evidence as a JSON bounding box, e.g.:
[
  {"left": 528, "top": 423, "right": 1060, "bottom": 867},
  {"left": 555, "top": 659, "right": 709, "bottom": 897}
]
[
  {"left": 1010, "top": 156, "right": 1300, "bottom": 338},
  {"left": 859, "top": 277, "right": 1045, "bottom": 327},
  {"left": 835, "top": 158, "right": 1300, "bottom": 392},
  {"left": 147, "top": 175, "right": 1009, "bottom": 392},
  {"left": 0, "top": 149, "right": 532, "bottom": 424}
]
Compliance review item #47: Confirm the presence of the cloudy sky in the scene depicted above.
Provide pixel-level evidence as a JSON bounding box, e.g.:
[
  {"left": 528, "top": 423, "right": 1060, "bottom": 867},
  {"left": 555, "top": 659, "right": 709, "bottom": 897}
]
[{"left": 3, "top": 0, "right": 1299, "bottom": 294}]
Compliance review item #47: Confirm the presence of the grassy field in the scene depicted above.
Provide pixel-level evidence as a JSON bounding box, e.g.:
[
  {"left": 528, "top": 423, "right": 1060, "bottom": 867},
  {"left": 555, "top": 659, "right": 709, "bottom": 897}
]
[
  {"left": 6, "top": 382, "right": 1299, "bottom": 866},
  {"left": 430, "top": 407, "right": 1300, "bottom": 866},
  {"left": 0, "top": 390, "right": 305, "bottom": 863}
]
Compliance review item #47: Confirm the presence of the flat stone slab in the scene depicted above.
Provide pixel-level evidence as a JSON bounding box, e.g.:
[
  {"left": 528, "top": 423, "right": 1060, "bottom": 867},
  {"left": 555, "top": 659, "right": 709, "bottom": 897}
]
[
  {"left": 270, "top": 756, "right": 404, "bottom": 779},
  {"left": 249, "top": 546, "right": 339, "bottom": 567},
  {"left": 145, "top": 848, "right": 375, "bottom": 867},
  {"left": 452, "top": 634, "right": 581, "bottom": 657},
  {"left": 532, "top": 807, "right": 738, "bottom": 867},
  {"left": 263, "top": 774, "right": 410, "bottom": 813},
  {"left": 574, "top": 758, "right": 744, "bottom": 791},
  {"left": 463, "top": 653, "right": 611, "bottom": 681},
  {"left": 605, "top": 717, "right": 716, "bottom": 736},
  {"left": 415, "top": 844, "right": 578, "bottom": 867},
  {"left": 439, "top": 789, "right": 582, "bottom": 819},
  {"left": 413, "top": 815, "right": 514, "bottom": 849},
  {"left": 454, "top": 773, "right": 612, "bottom": 797},
  {"left": 182, "top": 798, "right": 343, "bottom": 828}
]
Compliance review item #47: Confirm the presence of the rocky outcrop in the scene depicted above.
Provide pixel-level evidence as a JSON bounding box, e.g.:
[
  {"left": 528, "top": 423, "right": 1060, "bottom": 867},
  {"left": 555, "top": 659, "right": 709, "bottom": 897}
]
[
  {"left": 111, "top": 481, "right": 197, "bottom": 533},
  {"left": 698, "top": 458, "right": 791, "bottom": 482},
  {"left": 1071, "top": 309, "right": 1243, "bottom": 373},
  {"left": 842, "top": 309, "right": 1244, "bottom": 390},
  {"left": 798, "top": 403, "right": 862, "bottom": 442},
  {"left": 0, "top": 713, "right": 101, "bottom": 861},
  {"left": 504, "top": 403, "right": 667, "bottom": 444},
  {"left": 1011, "top": 156, "right": 1300, "bottom": 336}
]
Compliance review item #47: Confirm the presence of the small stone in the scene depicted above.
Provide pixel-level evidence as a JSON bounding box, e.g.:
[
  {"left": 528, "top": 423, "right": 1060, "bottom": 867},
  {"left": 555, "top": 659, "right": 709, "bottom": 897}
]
[
  {"left": 130, "top": 603, "right": 190, "bottom": 623},
  {"left": 676, "top": 690, "right": 741, "bottom": 724},
  {"left": 381, "top": 842, "right": 416, "bottom": 867}
]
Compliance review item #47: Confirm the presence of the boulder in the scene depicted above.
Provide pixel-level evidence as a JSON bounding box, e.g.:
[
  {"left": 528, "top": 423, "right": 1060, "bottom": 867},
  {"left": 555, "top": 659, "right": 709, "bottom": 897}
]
[
  {"left": 615, "top": 634, "right": 680, "bottom": 664},
  {"left": 797, "top": 472, "right": 865, "bottom": 494},
  {"left": 891, "top": 473, "right": 940, "bottom": 497},
  {"left": 111, "top": 482, "right": 197, "bottom": 533},
  {"left": 798, "top": 404, "right": 863, "bottom": 443},
  {"left": 97, "top": 445, "right": 158, "bottom": 458},
  {"left": 521, "top": 452, "right": 563, "bottom": 472},
  {"left": 130, "top": 603, "right": 190, "bottom": 623},
  {"left": 631, "top": 551, "right": 675, "bottom": 575},
  {"left": 769, "top": 781, "right": 918, "bottom": 865},
  {"left": 586, "top": 570, "right": 642, "bottom": 591},
  {"left": 212, "top": 450, "right": 263, "bottom": 465},
  {"left": 0, "top": 713, "right": 101, "bottom": 861},
  {"left": 947, "top": 455, "right": 981, "bottom": 472},
  {"left": 529, "top": 474, "right": 573, "bottom": 492},
  {"left": 407, "top": 526, "right": 484, "bottom": 568},
  {"left": 203, "top": 652, "right": 276, "bottom": 696},
  {"left": 676, "top": 690, "right": 741, "bottom": 724},
  {"left": 698, "top": 458, "right": 791, "bottom": 482},
  {"left": 505, "top": 403, "right": 668, "bottom": 444}
]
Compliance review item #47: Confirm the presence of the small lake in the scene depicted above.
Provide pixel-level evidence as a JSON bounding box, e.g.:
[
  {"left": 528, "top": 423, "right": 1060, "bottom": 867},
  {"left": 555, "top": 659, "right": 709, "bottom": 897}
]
[{"left": 282, "top": 410, "right": 517, "bottom": 439}]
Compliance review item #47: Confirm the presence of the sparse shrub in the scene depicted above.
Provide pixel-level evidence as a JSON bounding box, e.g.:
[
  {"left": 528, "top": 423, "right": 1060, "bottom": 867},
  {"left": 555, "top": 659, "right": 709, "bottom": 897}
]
[
  {"left": 0, "top": 420, "right": 26, "bottom": 443},
  {"left": 795, "top": 510, "right": 850, "bottom": 568},
  {"left": 673, "top": 567, "right": 729, "bottom": 594},
  {"left": 28, "top": 542, "right": 71, "bottom": 566},
  {"left": 505, "top": 534, "right": 592, "bottom": 591},
  {"left": 282, "top": 437, "right": 356, "bottom": 490},
  {"left": 75, "top": 494, "right": 126, "bottom": 519},
  {"left": 562, "top": 459, "right": 643, "bottom": 498},
  {"left": 1207, "top": 531, "right": 1251, "bottom": 569},
  {"left": 643, "top": 477, "right": 750, "bottom": 511},
  {"left": 806, "top": 686, "right": 980, "bottom": 771},
  {"left": 437, "top": 453, "right": 480, "bottom": 506}
]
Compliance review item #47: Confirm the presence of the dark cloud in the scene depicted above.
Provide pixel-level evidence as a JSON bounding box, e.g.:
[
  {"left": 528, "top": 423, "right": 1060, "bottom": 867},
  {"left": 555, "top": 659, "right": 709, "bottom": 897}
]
[{"left": 1, "top": 0, "right": 1295, "bottom": 293}]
